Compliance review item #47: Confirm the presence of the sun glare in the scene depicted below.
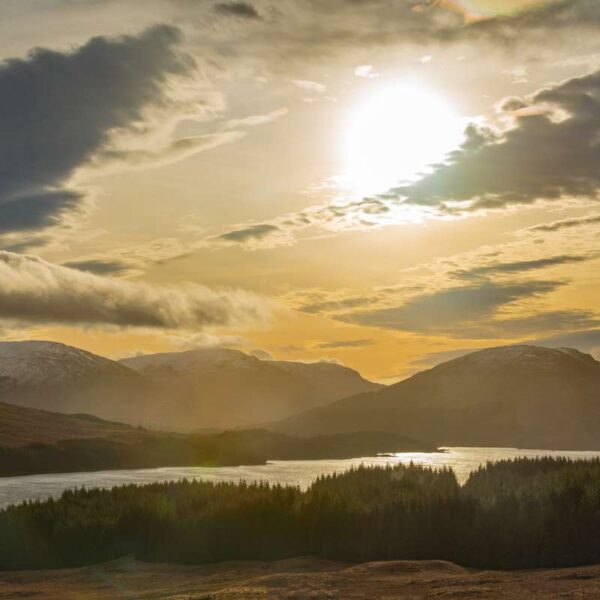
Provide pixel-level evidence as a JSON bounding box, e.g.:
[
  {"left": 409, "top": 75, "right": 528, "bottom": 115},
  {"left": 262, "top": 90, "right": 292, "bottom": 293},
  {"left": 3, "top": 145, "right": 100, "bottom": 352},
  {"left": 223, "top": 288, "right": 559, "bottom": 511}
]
[{"left": 341, "top": 83, "right": 464, "bottom": 197}]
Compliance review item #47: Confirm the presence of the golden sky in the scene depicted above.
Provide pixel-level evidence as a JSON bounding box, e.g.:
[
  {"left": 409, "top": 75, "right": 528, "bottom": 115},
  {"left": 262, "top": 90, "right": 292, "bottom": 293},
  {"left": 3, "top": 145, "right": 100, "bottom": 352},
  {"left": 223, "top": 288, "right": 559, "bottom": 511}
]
[{"left": 0, "top": 0, "right": 598, "bottom": 382}]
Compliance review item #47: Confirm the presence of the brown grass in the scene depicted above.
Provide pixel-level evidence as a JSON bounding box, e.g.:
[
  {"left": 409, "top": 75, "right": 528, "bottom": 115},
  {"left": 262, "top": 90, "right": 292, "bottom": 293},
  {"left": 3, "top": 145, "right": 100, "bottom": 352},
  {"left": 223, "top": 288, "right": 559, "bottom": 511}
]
[{"left": 2, "top": 556, "right": 600, "bottom": 599}]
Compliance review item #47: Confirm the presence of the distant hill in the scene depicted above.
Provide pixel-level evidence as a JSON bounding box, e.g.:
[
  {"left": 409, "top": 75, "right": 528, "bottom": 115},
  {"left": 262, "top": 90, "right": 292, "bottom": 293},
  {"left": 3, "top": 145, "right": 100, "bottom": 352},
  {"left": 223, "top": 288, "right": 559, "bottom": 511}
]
[
  {"left": 120, "top": 348, "right": 381, "bottom": 430},
  {"left": 271, "top": 345, "right": 600, "bottom": 450},
  {"left": 0, "top": 401, "right": 434, "bottom": 477},
  {"left": 0, "top": 401, "right": 138, "bottom": 448},
  {"left": 0, "top": 341, "right": 380, "bottom": 432}
]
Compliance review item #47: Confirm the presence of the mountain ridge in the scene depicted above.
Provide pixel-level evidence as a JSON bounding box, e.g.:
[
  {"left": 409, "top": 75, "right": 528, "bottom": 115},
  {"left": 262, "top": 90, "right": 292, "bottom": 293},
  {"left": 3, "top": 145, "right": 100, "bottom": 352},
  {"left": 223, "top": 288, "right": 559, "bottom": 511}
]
[
  {"left": 0, "top": 341, "right": 381, "bottom": 431},
  {"left": 121, "top": 346, "right": 382, "bottom": 429},
  {"left": 270, "top": 345, "right": 600, "bottom": 450}
]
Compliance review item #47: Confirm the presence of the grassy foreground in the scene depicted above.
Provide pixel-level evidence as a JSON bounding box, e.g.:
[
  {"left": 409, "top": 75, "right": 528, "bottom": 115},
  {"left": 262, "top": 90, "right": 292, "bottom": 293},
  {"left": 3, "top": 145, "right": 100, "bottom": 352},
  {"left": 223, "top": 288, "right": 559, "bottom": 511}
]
[{"left": 2, "top": 457, "right": 600, "bottom": 571}]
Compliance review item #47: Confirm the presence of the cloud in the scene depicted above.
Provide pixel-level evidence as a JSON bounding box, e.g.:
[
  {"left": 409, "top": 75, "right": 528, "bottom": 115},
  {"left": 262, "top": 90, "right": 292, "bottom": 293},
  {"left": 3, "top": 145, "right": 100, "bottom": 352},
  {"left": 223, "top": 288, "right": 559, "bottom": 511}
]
[
  {"left": 179, "top": 0, "right": 600, "bottom": 76},
  {"left": 462, "top": 0, "right": 600, "bottom": 44},
  {"left": 0, "top": 191, "right": 84, "bottom": 234},
  {"left": 214, "top": 2, "right": 261, "bottom": 19},
  {"left": 388, "top": 68, "right": 600, "bottom": 214},
  {"left": 97, "top": 131, "right": 245, "bottom": 172},
  {"left": 313, "top": 339, "right": 374, "bottom": 350},
  {"left": 482, "top": 310, "right": 600, "bottom": 338},
  {"left": 354, "top": 65, "right": 378, "bottom": 78},
  {"left": 164, "top": 331, "right": 249, "bottom": 350},
  {"left": 526, "top": 213, "right": 600, "bottom": 233},
  {"left": 216, "top": 223, "right": 280, "bottom": 243},
  {"left": 0, "top": 252, "right": 269, "bottom": 330},
  {"left": 452, "top": 255, "right": 589, "bottom": 280},
  {"left": 339, "top": 280, "right": 564, "bottom": 336},
  {"left": 211, "top": 223, "right": 295, "bottom": 250},
  {"left": 62, "top": 259, "right": 131, "bottom": 276},
  {"left": 299, "top": 295, "right": 375, "bottom": 315},
  {"left": 0, "top": 24, "right": 194, "bottom": 234},
  {"left": 207, "top": 63, "right": 600, "bottom": 250},
  {"left": 293, "top": 80, "right": 326, "bottom": 92},
  {"left": 225, "top": 107, "right": 288, "bottom": 129}
]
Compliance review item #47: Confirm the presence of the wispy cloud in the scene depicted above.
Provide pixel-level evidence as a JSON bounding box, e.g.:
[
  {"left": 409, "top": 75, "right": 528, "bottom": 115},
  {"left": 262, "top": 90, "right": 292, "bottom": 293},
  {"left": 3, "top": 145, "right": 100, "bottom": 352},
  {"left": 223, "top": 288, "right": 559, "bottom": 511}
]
[
  {"left": 525, "top": 213, "right": 600, "bottom": 233},
  {"left": 312, "top": 339, "right": 374, "bottom": 350},
  {"left": 225, "top": 107, "right": 288, "bottom": 129}
]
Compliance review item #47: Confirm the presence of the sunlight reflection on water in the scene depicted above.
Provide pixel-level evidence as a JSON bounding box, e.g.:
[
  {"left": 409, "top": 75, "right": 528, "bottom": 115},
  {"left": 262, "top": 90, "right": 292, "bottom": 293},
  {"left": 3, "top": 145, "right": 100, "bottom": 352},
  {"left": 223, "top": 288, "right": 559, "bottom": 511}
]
[{"left": 2, "top": 446, "right": 600, "bottom": 509}]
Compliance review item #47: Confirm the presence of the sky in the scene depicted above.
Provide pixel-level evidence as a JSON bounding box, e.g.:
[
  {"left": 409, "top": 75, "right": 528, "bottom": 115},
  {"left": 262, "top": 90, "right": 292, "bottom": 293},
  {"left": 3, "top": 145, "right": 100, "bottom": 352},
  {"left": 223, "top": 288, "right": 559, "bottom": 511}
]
[{"left": 0, "top": 0, "right": 599, "bottom": 381}]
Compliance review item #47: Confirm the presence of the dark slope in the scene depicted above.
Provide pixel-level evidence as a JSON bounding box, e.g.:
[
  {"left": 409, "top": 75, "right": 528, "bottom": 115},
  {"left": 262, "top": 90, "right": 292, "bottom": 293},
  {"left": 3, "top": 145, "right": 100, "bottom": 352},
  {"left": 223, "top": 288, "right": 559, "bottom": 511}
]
[{"left": 272, "top": 345, "right": 600, "bottom": 450}]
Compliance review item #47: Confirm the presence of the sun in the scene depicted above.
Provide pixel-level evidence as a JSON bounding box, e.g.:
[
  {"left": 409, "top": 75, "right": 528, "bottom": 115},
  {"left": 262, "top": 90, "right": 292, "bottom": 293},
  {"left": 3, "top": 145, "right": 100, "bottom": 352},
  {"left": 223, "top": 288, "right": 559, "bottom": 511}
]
[{"left": 341, "top": 83, "right": 464, "bottom": 197}]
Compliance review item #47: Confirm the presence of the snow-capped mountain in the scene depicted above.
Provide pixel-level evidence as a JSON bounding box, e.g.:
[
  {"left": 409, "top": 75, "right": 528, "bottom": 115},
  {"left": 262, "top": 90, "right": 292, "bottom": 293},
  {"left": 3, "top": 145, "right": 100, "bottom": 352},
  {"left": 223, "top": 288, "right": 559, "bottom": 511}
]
[
  {"left": 273, "top": 345, "right": 600, "bottom": 450},
  {"left": 121, "top": 347, "right": 381, "bottom": 430},
  {"left": 121, "top": 347, "right": 256, "bottom": 374},
  {"left": 0, "top": 341, "right": 157, "bottom": 425},
  {"left": 0, "top": 341, "right": 137, "bottom": 386},
  {"left": 0, "top": 341, "right": 380, "bottom": 432}
]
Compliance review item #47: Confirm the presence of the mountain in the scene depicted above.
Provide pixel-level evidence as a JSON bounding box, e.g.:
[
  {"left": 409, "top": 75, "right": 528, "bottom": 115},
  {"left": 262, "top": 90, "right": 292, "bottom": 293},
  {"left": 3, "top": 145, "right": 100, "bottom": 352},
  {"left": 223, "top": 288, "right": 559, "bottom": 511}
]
[
  {"left": 120, "top": 348, "right": 381, "bottom": 430},
  {"left": 271, "top": 345, "right": 600, "bottom": 450},
  {"left": 0, "top": 401, "right": 138, "bottom": 448},
  {"left": 0, "top": 341, "right": 160, "bottom": 425},
  {"left": 0, "top": 341, "right": 380, "bottom": 432}
]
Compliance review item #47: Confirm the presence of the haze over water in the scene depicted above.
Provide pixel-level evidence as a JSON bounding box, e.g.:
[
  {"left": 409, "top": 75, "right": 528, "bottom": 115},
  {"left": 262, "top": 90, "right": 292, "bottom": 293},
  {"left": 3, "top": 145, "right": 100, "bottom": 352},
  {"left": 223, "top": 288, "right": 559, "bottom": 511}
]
[{"left": 3, "top": 447, "right": 600, "bottom": 509}]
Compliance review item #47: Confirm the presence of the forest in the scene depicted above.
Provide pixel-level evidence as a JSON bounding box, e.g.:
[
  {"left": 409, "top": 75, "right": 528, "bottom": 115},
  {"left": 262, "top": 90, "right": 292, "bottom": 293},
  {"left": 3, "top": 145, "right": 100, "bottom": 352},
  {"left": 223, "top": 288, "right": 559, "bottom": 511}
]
[
  {"left": 0, "top": 429, "right": 434, "bottom": 476},
  {"left": 2, "top": 457, "right": 600, "bottom": 571}
]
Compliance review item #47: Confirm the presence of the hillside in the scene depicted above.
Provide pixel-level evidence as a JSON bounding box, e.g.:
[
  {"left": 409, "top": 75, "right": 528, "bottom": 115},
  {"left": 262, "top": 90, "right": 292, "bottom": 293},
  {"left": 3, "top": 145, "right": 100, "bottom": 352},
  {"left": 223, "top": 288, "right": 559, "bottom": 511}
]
[
  {"left": 0, "top": 341, "right": 380, "bottom": 431},
  {"left": 272, "top": 345, "right": 600, "bottom": 450},
  {"left": 121, "top": 347, "right": 381, "bottom": 429},
  {"left": 0, "top": 402, "right": 137, "bottom": 448},
  {"left": 0, "top": 401, "right": 434, "bottom": 477},
  {"left": 0, "top": 341, "right": 160, "bottom": 426}
]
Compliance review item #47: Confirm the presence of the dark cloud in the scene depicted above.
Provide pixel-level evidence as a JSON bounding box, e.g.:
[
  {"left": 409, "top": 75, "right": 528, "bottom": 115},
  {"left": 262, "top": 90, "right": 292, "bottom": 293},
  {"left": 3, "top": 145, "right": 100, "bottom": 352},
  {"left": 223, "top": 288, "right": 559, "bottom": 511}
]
[
  {"left": 200, "top": 0, "right": 600, "bottom": 70},
  {"left": 340, "top": 280, "right": 563, "bottom": 336},
  {"left": 0, "top": 24, "right": 193, "bottom": 234},
  {"left": 214, "top": 2, "right": 260, "bottom": 19},
  {"left": 452, "top": 255, "right": 589, "bottom": 280},
  {"left": 313, "top": 339, "right": 374, "bottom": 350},
  {"left": 62, "top": 259, "right": 131, "bottom": 276},
  {"left": 0, "top": 191, "right": 83, "bottom": 233},
  {"left": 213, "top": 223, "right": 281, "bottom": 244},
  {"left": 387, "top": 68, "right": 600, "bottom": 214},
  {"left": 0, "top": 252, "right": 268, "bottom": 330},
  {"left": 527, "top": 213, "right": 600, "bottom": 233}
]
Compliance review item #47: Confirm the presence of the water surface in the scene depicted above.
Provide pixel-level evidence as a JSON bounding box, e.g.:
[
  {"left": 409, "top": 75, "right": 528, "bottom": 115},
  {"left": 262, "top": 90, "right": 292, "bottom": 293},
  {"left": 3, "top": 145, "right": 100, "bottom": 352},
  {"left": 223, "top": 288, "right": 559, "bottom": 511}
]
[{"left": 2, "top": 446, "right": 600, "bottom": 509}]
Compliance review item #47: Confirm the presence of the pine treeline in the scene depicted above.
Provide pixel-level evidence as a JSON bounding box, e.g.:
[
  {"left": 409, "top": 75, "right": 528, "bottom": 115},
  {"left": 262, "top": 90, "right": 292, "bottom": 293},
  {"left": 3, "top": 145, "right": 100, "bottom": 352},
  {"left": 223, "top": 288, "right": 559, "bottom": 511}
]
[{"left": 2, "top": 457, "right": 600, "bottom": 571}]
